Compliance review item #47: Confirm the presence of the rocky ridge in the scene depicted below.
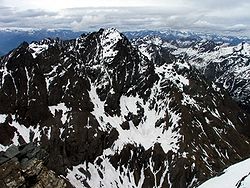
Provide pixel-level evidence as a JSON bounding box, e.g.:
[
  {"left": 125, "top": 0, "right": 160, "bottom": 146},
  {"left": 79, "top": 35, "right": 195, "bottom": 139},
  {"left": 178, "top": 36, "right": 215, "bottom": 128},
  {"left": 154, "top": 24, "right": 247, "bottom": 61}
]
[
  {"left": 0, "top": 28, "right": 250, "bottom": 187},
  {"left": 0, "top": 143, "right": 71, "bottom": 188}
]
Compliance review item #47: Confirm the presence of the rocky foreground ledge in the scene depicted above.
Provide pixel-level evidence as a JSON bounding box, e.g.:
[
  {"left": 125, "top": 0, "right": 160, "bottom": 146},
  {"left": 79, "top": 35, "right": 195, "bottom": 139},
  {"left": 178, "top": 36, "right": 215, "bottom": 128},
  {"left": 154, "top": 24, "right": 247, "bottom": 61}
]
[{"left": 0, "top": 143, "right": 72, "bottom": 188}]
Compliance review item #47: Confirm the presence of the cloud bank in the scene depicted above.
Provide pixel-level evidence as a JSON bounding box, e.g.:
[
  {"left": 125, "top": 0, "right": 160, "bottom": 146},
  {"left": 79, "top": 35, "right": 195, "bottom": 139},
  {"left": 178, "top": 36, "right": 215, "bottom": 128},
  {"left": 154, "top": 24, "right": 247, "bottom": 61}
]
[{"left": 0, "top": 0, "right": 249, "bottom": 36}]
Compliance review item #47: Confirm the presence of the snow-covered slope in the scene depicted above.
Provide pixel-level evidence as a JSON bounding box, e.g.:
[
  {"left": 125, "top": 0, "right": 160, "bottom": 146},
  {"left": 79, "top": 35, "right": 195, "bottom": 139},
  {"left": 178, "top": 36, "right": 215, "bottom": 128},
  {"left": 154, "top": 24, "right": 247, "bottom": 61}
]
[
  {"left": 198, "top": 158, "right": 250, "bottom": 188},
  {"left": 1, "top": 28, "right": 250, "bottom": 187}
]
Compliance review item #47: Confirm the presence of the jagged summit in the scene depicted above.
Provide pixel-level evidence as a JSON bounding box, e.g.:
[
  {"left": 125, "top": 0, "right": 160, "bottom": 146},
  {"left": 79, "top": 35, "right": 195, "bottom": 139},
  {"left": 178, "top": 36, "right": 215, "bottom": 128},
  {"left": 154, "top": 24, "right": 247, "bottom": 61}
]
[{"left": 1, "top": 28, "right": 250, "bottom": 187}]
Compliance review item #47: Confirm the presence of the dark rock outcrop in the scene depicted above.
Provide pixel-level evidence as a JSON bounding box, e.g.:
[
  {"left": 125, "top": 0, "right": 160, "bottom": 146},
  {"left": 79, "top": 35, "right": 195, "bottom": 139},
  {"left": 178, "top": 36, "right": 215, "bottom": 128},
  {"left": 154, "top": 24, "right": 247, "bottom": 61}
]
[{"left": 0, "top": 143, "right": 71, "bottom": 188}]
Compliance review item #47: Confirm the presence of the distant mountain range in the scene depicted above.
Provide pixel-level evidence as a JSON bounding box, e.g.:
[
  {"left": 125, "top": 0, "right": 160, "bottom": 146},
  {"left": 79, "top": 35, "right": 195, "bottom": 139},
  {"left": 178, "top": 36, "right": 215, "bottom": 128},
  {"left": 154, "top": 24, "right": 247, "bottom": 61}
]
[
  {"left": 125, "top": 30, "right": 250, "bottom": 45},
  {"left": 1, "top": 28, "right": 250, "bottom": 56},
  {"left": 0, "top": 29, "right": 83, "bottom": 56}
]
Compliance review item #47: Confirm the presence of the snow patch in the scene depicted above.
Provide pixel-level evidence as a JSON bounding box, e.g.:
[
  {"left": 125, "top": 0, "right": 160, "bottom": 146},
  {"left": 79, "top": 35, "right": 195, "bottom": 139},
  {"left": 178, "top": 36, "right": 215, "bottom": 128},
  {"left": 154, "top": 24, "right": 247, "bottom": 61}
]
[
  {"left": 29, "top": 43, "right": 48, "bottom": 58},
  {"left": 89, "top": 83, "right": 180, "bottom": 153},
  {"left": 0, "top": 114, "right": 7, "bottom": 123},
  {"left": 0, "top": 114, "right": 42, "bottom": 151},
  {"left": 49, "top": 103, "right": 71, "bottom": 124}
]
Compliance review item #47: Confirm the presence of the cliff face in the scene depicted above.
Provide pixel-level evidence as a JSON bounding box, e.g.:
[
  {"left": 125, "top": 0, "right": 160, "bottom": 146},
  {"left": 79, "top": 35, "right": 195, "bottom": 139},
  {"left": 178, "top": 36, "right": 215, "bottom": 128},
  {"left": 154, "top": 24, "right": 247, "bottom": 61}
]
[{"left": 0, "top": 28, "right": 250, "bottom": 187}]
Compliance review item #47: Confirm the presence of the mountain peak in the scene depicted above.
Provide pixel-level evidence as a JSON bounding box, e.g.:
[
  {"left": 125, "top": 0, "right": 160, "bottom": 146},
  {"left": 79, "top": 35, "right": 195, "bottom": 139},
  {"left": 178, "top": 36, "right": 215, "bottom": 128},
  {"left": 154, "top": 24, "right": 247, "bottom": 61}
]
[
  {"left": 1, "top": 28, "right": 250, "bottom": 188},
  {"left": 100, "top": 27, "right": 121, "bottom": 35},
  {"left": 99, "top": 28, "right": 124, "bottom": 60}
]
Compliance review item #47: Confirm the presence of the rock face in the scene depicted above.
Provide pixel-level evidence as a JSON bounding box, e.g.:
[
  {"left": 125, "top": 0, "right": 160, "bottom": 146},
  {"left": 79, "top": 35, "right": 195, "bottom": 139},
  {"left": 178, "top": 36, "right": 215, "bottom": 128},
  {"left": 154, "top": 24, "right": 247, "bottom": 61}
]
[
  {"left": 0, "top": 143, "right": 71, "bottom": 188},
  {"left": 0, "top": 28, "right": 250, "bottom": 187}
]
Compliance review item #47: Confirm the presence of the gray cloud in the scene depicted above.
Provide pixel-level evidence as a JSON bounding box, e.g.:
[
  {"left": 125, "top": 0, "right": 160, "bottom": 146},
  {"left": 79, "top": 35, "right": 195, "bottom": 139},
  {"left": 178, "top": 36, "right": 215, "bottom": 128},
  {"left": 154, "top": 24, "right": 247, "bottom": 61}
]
[
  {"left": 189, "top": 0, "right": 248, "bottom": 9},
  {"left": 18, "top": 9, "right": 57, "bottom": 17},
  {"left": 0, "top": 1, "right": 250, "bottom": 37}
]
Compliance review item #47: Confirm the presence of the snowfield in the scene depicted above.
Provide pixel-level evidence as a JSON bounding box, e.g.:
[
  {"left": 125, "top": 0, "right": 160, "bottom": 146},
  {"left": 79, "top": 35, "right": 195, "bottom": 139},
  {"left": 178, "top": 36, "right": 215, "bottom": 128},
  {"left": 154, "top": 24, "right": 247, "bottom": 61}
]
[{"left": 198, "top": 158, "right": 250, "bottom": 188}]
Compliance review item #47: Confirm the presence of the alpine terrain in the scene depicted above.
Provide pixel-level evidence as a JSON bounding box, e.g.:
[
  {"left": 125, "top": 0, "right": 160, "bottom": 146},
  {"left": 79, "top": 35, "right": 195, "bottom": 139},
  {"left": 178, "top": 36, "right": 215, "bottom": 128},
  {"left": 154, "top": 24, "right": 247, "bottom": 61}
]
[
  {"left": 1, "top": 28, "right": 250, "bottom": 188},
  {"left": 132, "top": 31, "right": 250, "bottom": 113}
]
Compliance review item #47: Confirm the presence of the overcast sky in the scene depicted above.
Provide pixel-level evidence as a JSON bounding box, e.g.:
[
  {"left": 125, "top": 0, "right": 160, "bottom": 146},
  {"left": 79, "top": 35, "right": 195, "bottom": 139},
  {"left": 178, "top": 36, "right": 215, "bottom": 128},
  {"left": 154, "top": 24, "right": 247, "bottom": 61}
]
[{"left": 0, "top": 0, "right": 250, "bottom": 36}]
